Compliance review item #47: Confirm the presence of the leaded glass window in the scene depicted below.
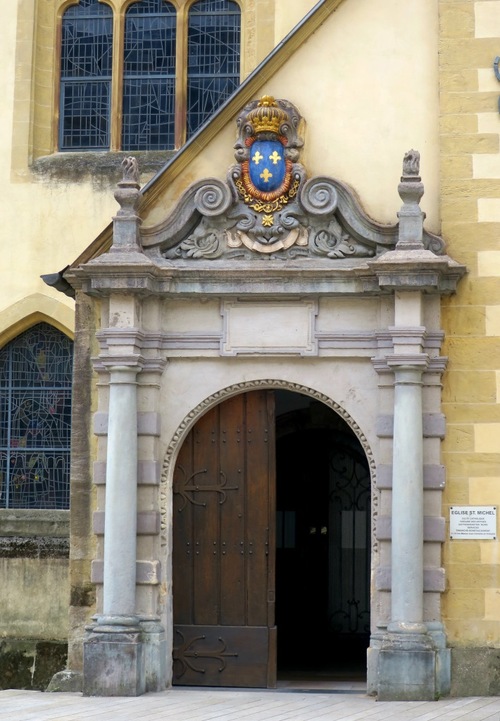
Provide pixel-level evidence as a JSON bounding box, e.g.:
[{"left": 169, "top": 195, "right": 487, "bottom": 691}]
[
  {"left": 0, "top": 324, "right": 73, "bottom": 509},
  {"left": 187, "top": 0, "right": 241, "bottom": 137},
  {"left": 58, "top": 0, "right": 241, "bottom": 151},
  {"left": 122, "top": 0, "right": 177, "bottom": 150},
  {"left": 60, "top": 0, "right": 113, "bottom": 150}
]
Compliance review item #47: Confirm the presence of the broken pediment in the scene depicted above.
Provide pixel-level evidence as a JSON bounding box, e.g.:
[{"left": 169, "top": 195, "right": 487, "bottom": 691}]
[
  {"left": 139, "top": 96, "right": 444, "bottom": 262},
  {"left": 68, "top": 96, "right": 465, "bottom": 300}
]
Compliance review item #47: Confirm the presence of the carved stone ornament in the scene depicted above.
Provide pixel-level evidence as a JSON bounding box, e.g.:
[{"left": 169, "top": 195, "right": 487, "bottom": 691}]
[{"left": 140, "top": 95, "right": 445, "bottom": 260}]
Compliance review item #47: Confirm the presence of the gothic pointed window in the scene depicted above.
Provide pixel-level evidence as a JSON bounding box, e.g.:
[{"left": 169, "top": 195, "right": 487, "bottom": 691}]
[
  {"left": 0, "top": 324, "right": 73, "bottom": 509},
  {"left": 58, "top": 0, "right": 241, "bottom": 152}
]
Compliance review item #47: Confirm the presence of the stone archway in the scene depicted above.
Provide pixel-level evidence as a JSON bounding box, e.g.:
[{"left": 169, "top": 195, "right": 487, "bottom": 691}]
[{"left": 162, "top": 381, "right": 377, "bottom": 688}]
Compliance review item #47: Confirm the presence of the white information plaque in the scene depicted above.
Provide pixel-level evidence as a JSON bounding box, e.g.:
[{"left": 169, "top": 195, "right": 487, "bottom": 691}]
[{"left": 450, "top": 506, "right": 497, "bottom": 540}]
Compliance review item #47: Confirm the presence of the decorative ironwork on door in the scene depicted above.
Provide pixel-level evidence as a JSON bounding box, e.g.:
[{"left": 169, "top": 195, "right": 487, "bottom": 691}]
[
  {"left": 328, "top": 439, "right": 371, "bottom": 638},
  {"left": 172, "top": 390, "right": 276, "bottom": 688}
]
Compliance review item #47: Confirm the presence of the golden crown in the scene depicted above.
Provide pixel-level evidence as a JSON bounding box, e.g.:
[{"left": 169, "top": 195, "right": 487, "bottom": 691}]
[{"left": 247, "top": 96, "right": 289, "bottom": 135}]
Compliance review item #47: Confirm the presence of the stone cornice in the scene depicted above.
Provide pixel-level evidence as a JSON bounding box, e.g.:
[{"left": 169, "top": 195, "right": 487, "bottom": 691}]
[
  {"left": 66, "top": 262, "right": 173, "bottom": 297},
  {"left": 367, "top": 249, "right": 466, "bottom": 294},
  {"left": 67, "top": 253, "right": 466, "bottom": 298}
]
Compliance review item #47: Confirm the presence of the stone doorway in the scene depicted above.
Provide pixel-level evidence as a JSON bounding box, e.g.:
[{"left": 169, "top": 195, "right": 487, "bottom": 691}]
[{"left": 171, "top": 387, "right": 371, "bottom": 688}]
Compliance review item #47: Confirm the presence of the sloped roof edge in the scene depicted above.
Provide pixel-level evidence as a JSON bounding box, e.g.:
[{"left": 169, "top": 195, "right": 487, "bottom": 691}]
[{"left": 71, "top": 0, "right": 346, "bottom": 268}]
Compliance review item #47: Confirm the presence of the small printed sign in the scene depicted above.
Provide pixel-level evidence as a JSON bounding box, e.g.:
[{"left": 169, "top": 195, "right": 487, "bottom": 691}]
[{"left": 450, "top": 506, "right": 497, "bottom": 540}]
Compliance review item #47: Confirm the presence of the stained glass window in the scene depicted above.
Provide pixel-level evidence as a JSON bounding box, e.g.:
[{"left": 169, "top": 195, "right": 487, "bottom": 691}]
[
  {"left": 58, "top": 0, "right": 241, "bottom": 151},
  {"left": 0, "top": 324, "right": 73, "bottom": 509},
  {"left": 60, "top": 0, "right": 113, "bottom": 150},
  {"left": 187, "top": 0, "right": 241, "bottom": 137},
  {"left": 122, "top": 0, "right": 177, "bottom": 150}
]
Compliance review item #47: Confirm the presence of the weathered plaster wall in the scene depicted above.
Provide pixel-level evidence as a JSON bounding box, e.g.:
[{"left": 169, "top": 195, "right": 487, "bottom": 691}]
[
  {"left": 0, "top": 511, "right": 69, "bottom": 690},
  {"left": 439, "top": 0, "right": 500, "bottom": 696}
]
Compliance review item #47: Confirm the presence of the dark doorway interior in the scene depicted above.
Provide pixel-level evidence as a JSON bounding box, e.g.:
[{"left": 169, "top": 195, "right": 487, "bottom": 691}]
[{"left": 275, "top": 391, "right": 371, "bottom": 683}]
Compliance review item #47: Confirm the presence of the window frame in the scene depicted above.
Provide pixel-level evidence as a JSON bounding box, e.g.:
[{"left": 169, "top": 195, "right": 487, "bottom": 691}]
[
  {"left": 0, "top": 323, "right": 73, "bottom": 510},
  {"left": 56, "top": 0, "right": 243, "bottom": 152},
  {"left": 58, "top": 0, "right": 114, "bottom": 151}
]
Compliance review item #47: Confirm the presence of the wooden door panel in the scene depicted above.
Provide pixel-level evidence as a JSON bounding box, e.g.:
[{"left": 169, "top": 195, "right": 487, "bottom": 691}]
[
  {"left": 172, "top": 437, "right": 194, "bottom": 625},
  {"left": 173, "top": 391, "right": 276, "bottom": 688},
  {"left": 193, "top": 408, "right": 219, "bottom": 626},
  {"left": 246, "top": 392, "right": 274, "bottom": 627},
  {"left": 219, "top": 393, "right": 246, "bottom": 625},
  {"left": 173, "top": 625, "right": 272, "bottom": 687}
]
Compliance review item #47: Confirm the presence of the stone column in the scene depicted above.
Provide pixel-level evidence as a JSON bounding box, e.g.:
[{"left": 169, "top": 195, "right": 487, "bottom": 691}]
[
  {"left": 387, "top": 359, "right": 428, "bottom": 635},
  {"left": 83, "top": 364, "right": 145, "bottom": 696},
  {"left": 101, "top": 366, "right": 140, "bottom": 623},
  {"left": 377, "top": 355, "right": 439, "bottom": 702}
]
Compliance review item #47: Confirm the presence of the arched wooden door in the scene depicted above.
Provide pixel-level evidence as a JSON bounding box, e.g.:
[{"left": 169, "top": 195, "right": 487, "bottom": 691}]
[{"left": 172, "top": 390, "right": 276, "bottom": 687}]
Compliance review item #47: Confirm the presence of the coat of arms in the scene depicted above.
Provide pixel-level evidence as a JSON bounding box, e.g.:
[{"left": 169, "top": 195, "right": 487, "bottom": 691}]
[{"left": 229, "top": 95, "right": 307, "bottom": 252}]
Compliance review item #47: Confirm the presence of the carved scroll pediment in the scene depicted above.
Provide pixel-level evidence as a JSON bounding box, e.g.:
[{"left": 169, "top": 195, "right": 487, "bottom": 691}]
[{"left": 140, "top": 97, "right": 445, "bottom": 261}]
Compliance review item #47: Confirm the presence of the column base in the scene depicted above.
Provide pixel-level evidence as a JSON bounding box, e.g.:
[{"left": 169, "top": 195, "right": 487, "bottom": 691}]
[
  {"left": 376, "top": 630, "right": 445, "bottom": 701},
  {"left": 366, "top": 632, "right": 384, "bottom": 696},
  {"left": 82, "top": 617, "right": 168, "bottom": 696},
  {"left": 427, "top": 622, "right": 451, "bottom": 697},
  {"left": 141, "top": 620, "right": 168, "bottom": 692},
  {"left": 83, "top": 629, "right": 145, "bottom": 697}
]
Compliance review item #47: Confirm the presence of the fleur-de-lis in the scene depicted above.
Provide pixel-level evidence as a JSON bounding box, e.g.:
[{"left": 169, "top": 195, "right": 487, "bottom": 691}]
[
  {"left": 252, "top": 150, "right": 264, "bottom": 165},
  {"left": 260, "top": 168, "right": 273, "bottom": 183},
  {"left": 269, "top": 150, "right": 282, "bottom": 165}
]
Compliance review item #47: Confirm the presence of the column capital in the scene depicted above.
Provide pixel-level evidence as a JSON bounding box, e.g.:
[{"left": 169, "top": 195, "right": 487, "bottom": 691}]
[
  {"left": 386, "top": 353, "right": 429, "bottom": 372},
  {"left": 93, "top": 356, "right": 168, "bottom": 376},
  {"left": 104, "top": 363, "right": 143, "bottom": 385}
]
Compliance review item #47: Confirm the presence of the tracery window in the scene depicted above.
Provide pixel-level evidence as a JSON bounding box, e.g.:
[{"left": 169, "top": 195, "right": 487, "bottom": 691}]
[
  {"left": 0, "top": 324, "right": 73, "bottom": 510},
  {"left": 60, "top": 0, "right": 113, "bottom": 150},
  {"left": 59, "top": 0, "right": 241, "bottom": 152},
  {"left": 187, "top": 0, "right": 241, "bottom": 136}
]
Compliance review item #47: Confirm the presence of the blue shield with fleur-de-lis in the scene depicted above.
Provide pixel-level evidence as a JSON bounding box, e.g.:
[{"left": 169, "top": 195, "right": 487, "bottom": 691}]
[{"left": 249, "top": 140, "right": 286, "bottom": 193}]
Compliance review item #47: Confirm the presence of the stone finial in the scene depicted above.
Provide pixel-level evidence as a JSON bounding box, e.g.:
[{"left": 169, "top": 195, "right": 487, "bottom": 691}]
[
  {"left": 402, "top": 149, "right": 420, "bottom": 178},
  {"left": 111, "top": 157, "right": 142, "bottom": 253},
  {"left": 396, "top": 149, "right": 425, "bottom": 251},
  {"left": 121, "top": 156, "right": 141, "bottom": 185}
]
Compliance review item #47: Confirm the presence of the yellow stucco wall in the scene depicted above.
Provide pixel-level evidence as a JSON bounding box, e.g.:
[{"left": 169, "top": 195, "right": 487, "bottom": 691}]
[
  {"left": 440, "top": 0, "right": 500, "bottom": 648},
  {"left": 142, "top": 0, "right": 440, "bottom": 230}
]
